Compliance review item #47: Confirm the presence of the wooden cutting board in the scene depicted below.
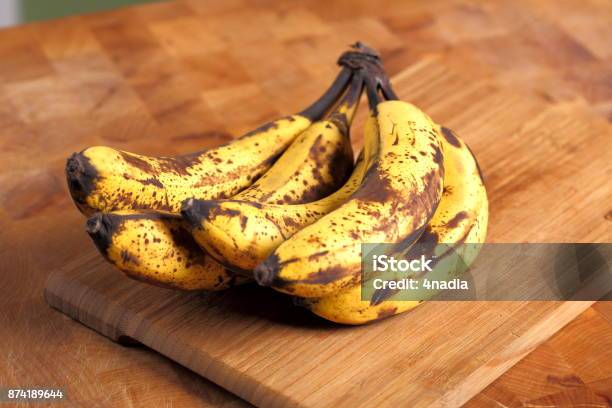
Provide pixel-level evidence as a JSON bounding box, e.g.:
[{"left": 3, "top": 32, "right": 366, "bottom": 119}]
[{"left": 44, "top": 57, "right": 610, "bottom": 407}]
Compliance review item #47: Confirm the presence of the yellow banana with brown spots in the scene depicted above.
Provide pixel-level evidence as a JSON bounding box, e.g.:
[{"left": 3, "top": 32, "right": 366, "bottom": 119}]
[
  {"left": 255, "top": 79, "right": 445, "bottom": 298},
  {"left": 181, "top": 73, "right": 368, "bottom": 273},
  {"left": 85, "top": 210, "right": 248, "bottom": 291},
  {"left": 66, "top": 67, "right": 352, "bottom": 215},
  {"left": 298, "top": 128, "right": 488, "bottom": 324},
  {"left": 224, "top": 73, "right": 362, "bottom": 206},
  {"left": 85, "top": 73, "right": 361, "bottom": 289}
]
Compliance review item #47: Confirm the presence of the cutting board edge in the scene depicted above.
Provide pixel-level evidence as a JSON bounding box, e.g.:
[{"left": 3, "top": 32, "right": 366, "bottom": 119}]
[
  {"left": 44, "top": 267, "right": 300, "bottom": 407},
  {"left": 44, "top": 267, "right": 596, "bottom": 408},
  {"left": 44, "top": 266, "right": 145, "bottom": 343}
]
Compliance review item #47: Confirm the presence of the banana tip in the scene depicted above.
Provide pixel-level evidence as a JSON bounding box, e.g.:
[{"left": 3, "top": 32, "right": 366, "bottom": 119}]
[
  {"left": 292, "top": 296, "right": 309, "bottom": 308},
  {"left": 180, "top": 198, "right": 213, "bottom": 227},
  {"left": 254, "top": 255, "right": 279, "bottom": 286},
  {"left": 180, "top": 198, "right": 198, "bottom": 225},
  {"left": 86, "top": 213, "right": 103, "bottom": 234},
  {"left": 66, "top": 152, "right": 97, "bottom": 202},
  {"left": 85, "top": 212, "right": 114, "bottom": 255}
]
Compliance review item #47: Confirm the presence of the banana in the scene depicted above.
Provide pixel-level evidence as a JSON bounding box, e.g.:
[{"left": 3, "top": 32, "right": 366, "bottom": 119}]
[
  {"left": 86, "top": 73, "right": 361, "bottom": 289},
  {"left": 85, "top": 210, "right": 248, "bottom": 291},
  {"left": 254, "top": 80, "right": 445, "bottom": 298},
  {"left": 224, "top": 73, "right": 362, "bottom": 206},
  {"left": 299, "top": 127, "right": 489, "bottom": 324},
  {"left": 181, "top": 73, "right": 368, "bottom": 272},
  {"left": 66, "top": 67, "right": 352, "bottom": 215}
]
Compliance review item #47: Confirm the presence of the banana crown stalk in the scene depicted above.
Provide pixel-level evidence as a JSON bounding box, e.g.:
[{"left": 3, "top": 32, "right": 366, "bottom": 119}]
[
  {"left": 254, "top": 68, "right": 445, "bottom": 298},
  {"left": 66, "top": 67, "right": 354, "bottom": 215},
  {"left": 300, "top": 127, "right": 488, "bottom": 324},
  {"left": 181, "top": 72, "right": 376, "bottom": 273}
]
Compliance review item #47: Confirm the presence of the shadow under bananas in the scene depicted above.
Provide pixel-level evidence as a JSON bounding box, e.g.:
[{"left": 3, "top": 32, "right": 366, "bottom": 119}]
[{"left": 192, "top": 284, "right": 357, "bottom": 330}]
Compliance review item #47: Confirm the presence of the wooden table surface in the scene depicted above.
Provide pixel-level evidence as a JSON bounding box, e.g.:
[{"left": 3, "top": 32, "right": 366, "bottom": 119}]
[{"left": 0, "top": 0, "right": 610, "bottom": 406}]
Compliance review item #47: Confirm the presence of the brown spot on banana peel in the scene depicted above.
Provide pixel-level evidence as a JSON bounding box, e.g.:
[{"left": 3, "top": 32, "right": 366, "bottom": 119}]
[
  {"left": 269, "top": 258, "right": 360, "bottom": 291},
  {"left": 120, "top": 250, "right": 140, "bottom": 265},
  {"left": 431, "top": 144, "right": 444, "bottom": 166},
  {"left": 240, "top": 120, "right": 279, "bottom": 139},
  {"left": 351, "top": 163, "right": 395, "bottom": 203},
  {"left": 282, "top": 216, "right": 302, "bottom": 229},
  {"left": 167, "top": 224, "right": 206, "bottom": 264},
  {"left": 295, "top": 133, "right": 353, "bottom": 203},
  {"left": 181, "top": 199, "right": 255, "bottom": 237},
  {"left": 376, "top": 307, "right": 398, "bottom": 319},
  {"left": 233, "top": 200, "right": 264, "bottom": 210},
  {"left": 400, "top": 168, "right": 444, "bottom": 218},
  {"left": 304, "top": 264, "right": 356, "bottom": 285},
  {"left": 170, "top": 130, "right": 233, "bottom": 143},
  {"left": 371, "top": 287, "right": 398, "bottom": 306},
  {"left": 118, "top": 151, "right": 158, "bottom": 174},
  {"left": 121, "top": 173, "right": 165, "bottom": 188},
  {"left": 445, "top": 211, "right": 468, "bottom": 229},
  {"left": 239, "top": 216, "right": 248, "bottom": 231},
  {"left": 155, "top": 152, "right": 206, "bottom": 176},
  {"left": 440, "top": 126, "right": 461, "bottom": 148}
]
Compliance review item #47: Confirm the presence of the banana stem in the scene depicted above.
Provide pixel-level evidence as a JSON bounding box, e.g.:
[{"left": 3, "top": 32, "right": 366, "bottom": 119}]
[
  {"left": 361, "top": 60, "right": 397, "bottom": 113},
  {"left": 380, "top": 80, "right": 398, "bottom": 101},
  {"left": 365, "top": 71, "right": 383, "bottom": 113},
  {"left": 299, "top": 67, "right": 352, "bottom": 121},
  {"left": 86, "top": 213, "right": 114, "bottom": 255},
  {"left": 328, "top": 71, "right": 365, "bottom": 126},
  {"left": 336, "top": 42, "right": 398, "bottom": 112}
]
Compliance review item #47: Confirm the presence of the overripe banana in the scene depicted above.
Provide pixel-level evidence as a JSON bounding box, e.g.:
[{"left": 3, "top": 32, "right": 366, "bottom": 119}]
[
  {"left": 297, "top": 128, "right": 488, "bottom": 324},
  {"left": 87, "top": 72, "right": 361, "bottom": 289},
  {"left": 66, "top": 67, "right": 352, "bottom": 215},
  {"left": 223, "top": 73, "right": 361, "bottom": 206},
  {"left": 254, "top": 77, "right": 445, "bottom": 298},
  {"left": 85, "top": 210, "right": 248, "bottom": 291},
  {"left": 181, "top": 73, "right": 369, "bottom": 272}
]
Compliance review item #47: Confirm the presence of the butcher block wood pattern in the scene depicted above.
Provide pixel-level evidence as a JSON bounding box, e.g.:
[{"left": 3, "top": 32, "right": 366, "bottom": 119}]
[
  {"left": 42, "top": 55, "right": 610, "bottom": 407},
  {"left": 0, "top": 0, "right": 609, "bottom": 406}
]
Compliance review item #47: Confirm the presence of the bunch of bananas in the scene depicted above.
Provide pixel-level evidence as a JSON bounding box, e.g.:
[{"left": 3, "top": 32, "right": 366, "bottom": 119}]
[{"left": 66, "top": 43, "right": 488, "bottom": 325}]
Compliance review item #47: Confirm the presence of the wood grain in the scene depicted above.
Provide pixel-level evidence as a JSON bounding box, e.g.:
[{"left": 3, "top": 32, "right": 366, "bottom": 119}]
[
  {"left": 42, "top": 53, "right": 610, "bottom": 407},
  {"left": 0, "top": 0, "right": 611, "bottom": 407},
  {"left": 45, "top": 257, "right": 596, "bottom": 407}
]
